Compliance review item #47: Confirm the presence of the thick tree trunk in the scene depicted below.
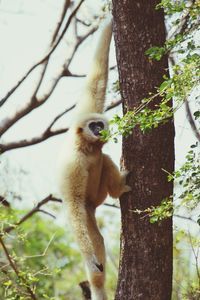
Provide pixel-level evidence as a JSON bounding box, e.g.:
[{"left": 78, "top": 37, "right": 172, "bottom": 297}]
[{"left": 112, "top": 1, "right": 174, "bottom": 300}]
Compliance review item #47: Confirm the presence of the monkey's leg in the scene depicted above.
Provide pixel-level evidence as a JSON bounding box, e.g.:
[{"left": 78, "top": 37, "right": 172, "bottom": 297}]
[{"left": 85, "top": 207, "right": 107, "bottom": 300}]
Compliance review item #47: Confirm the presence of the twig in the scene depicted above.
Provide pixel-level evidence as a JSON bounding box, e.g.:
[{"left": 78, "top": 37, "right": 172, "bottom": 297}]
[
  {"left": 185, "top": 99, "right": 200, "bottom": 142},
  {"left": 0, "top": 0, "right": 85, "bottom": 108},
  {"left": 51, "top": 0, "right": 71, "bottom": 45},
  {"left": 0, "top": 196, "right": 10, "bottom": 207},
  {"left": 3, "top": 195, "right": 62, "bottom": 234},
  {"left": 174, "top": 214, "right": 197, "bottom": 224},
  {"left": 0, "top": 237, "right": 37, "bottom": 300},
  {"left": 103, "top": 203, "right": 119, "bottom": 209}
]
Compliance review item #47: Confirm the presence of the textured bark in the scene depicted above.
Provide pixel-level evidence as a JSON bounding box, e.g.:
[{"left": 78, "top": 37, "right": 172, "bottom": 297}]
[{"left": 112, "top": 1, "right": 174, "bottom": 300}]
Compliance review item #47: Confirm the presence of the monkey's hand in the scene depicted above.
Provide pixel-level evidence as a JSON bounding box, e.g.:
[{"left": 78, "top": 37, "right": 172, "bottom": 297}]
[{"left": 121, "top": 170, "right": 132, "bottom": 194}]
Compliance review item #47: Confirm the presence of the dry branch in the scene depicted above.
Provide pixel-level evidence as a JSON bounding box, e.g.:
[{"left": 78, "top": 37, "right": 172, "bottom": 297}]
[
  {"left": 0, "top": 22, "right": 97, "bottom": 138},
  {"left": 3, "top": 194, "right": 62, "bottom": 234},
  {"left": 0, "top": 0, "right": 85, "bottom": 109},
  {"left": 185, "top": 99, "right": 200, "bottom": 142},
  {"left": 0, "top": 100, "right": 122, "bottom": 153}
]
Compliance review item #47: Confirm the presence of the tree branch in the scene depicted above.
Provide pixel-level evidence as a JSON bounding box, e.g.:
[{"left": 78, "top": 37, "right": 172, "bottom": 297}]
[
  {"left": 0, "top": 100, "right": 122, "bottom": 153},
  {"left": 185, "top": 99, "right": 200, "bottom": 142},
  {"left": 0, "top": 237, "right": 37, "bottom": 300},
  {"left": 3, "top": 194, "right": 62, "bottom": 234},
  {"left": 0, "top": 22, "right": 97, "bottom": 138},
  {"left": 0, "top": 0, "right": 85, "bottom": 109}
]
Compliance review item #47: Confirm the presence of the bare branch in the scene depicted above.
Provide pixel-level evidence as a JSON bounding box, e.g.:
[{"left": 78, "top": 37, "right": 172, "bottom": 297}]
[
  {"left": 104, "top": 203, "right": 119, "bottom": 209},
  {"left": 65, "top": 24, "right": 98, "bottom": 69},
  {"left": 51, "top": 0, "right": 71, "bottom": 45},
  {"left": 46, "top": 104, "right": 76, "bottom": 131},
  {"left": 105, "top": 99, "right": 122, "bottom": 111},
  {"left": 0, "top": 128, "right": 68, "bottom": 153},
  {"left": 3, "top": 194, "right": 62, "bottom": 234},
  {"left": 0, "top": 100, "right": 122, "bottom": 153},
  {"left": 174, "top": 214, "right": 197, "bottom": 224},
  {"left": 185, "top": 99, "right": 200, "bottom": 142},
  {"left": 0, "top": 23, "right": 97, "bottom": 138},
  {"left": 38, "top": 209, "right": 56, "bottom": 219},
  {"left": 0, "top": 237, "right": 37, "bottom": 300},
  {"left": 0, "top": 0, "right": 85, "bottom": 108},
  {"left": 0, "top": 195, "right": 10, "bottom": 207}
]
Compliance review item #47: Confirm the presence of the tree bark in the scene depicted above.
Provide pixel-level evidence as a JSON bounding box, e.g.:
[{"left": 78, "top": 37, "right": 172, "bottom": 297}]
[{"left": 112, "top": 1, "right": 174, "bottom": 300}]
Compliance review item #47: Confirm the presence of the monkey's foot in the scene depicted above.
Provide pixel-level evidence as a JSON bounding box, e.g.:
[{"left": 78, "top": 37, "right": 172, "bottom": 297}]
[{"left": 86, "top": 255, "right": 104, "bottom": 273}]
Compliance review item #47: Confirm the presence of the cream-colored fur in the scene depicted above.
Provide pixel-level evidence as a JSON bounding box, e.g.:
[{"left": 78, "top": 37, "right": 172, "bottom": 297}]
[{"left": 57, "top": 19, "right": 130, "bottom": 300}]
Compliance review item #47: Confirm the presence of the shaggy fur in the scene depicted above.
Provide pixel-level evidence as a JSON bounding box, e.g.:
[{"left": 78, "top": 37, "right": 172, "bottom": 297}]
[{"left": 57, "top": 20, "right": 130, "bottom": 300}]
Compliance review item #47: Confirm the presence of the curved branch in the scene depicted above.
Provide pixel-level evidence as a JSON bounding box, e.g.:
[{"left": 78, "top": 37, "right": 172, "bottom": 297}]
[
  {"left": 0, "top": 100, "right": 122, "bottom": 153},
  {"left": 0, "top": 23, "right": 97, "bottom": 138},
  {"left": 3, "top": 195, "right": 62, "bottom": 234},
  {"left": 0, "top": 0, "right": 85, "bottom": 108}
]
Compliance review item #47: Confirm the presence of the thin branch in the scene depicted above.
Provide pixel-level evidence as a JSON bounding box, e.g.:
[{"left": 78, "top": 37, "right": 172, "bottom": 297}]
[
  {"left": 29, "top": 0, "right": 71, "bottom": 104},
  {"left": 0, "top": 23, "right": 97, "bottom": 137},
  {"left": 0, "top": 0, "right": 85, "bottom": 108},
  {"left": 51, "top": 0, "right": 71, "bottom": 44},
  {"left": 38, "top": 209, "right": 56, "bottom": 219},
  {"left": 65, "top": 24, "right": 98, "bottom": 69},
  {"left": 0, "top": 128, "right": 67, "bottom": 153},
  {"left": 3, "top": 195, "right": 62, "bottom": 234},
  {"left": 0, "top": 99, "right": 122, "bottom": 153},
  {"left": 0, "top": 237, "right": 37, "bottom": 300},
  {"left": 46, "top": 104, "right": 76, "bottom": 131},
  {"left": 104, "top": 203, "right": 119, "bottom": 209},
  {"left": 106, "top": 99, "right": 122, "bottom": 111},
  {"left": 185, "top": 99, "right": 200, "bottom": 142},
  {"left": 174, "top": 214, "right": 197, "bottom": 224},
  {"left": 0, "top": 195, "right": 10, "bottom": 207},
  {"left": 167, "top": 0, "right": 195, "bottom": 40}
]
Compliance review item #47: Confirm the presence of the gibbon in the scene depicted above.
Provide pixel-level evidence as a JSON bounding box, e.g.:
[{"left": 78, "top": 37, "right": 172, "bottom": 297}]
[{"left": 57, "top": 19, "right": 131, "bottom": 300}]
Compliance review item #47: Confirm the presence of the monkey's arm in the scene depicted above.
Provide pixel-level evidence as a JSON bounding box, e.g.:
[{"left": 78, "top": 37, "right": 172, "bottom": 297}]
[
  {"left": 102, "top": 154, "right": 131, "bottom": 198},
  {"left": 75, "top": 19, "right": 112, "bottom": 115}
]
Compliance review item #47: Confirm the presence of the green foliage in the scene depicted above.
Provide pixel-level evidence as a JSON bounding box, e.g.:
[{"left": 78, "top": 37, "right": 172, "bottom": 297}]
[
  {"left": 173, "top": 230, "right": 200, "bottom": 299},
  {"left": 0, "top": 208, "right": 84, "bottom": 300},
  {"left": 134, "top": 198, "right": 173, "bottom": 224},
  {"left": 0, "top": 206, "right": 119, "bottom": 300}
]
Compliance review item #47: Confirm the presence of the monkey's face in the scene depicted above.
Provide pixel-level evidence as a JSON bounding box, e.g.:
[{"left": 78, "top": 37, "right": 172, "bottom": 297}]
[
  {"left": 88, "top": 121, "right": 105, "bottom": 137},
  {"left": 76, "top": 114, "right": 108, "bottom": 143}
]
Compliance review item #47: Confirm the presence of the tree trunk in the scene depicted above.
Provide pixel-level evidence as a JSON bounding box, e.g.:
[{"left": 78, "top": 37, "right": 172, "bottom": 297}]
[{"left": 112, "top": 1, "right": 174, "bottom": 300}]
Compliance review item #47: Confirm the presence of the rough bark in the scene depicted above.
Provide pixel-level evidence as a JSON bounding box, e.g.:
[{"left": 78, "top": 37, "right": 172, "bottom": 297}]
[{"left": 112, "top": 1, "right": 174, "bottom": 300}]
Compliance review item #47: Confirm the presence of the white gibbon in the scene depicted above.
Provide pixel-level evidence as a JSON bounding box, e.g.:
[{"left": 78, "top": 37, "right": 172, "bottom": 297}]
[{"left": 57, "top": 19, "right": 131, "bottom": 300}]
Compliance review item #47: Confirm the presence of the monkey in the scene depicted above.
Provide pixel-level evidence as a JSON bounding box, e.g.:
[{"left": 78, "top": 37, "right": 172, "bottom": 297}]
[{"left": 57, "top": 19, "right": 131, "bottom": 300}]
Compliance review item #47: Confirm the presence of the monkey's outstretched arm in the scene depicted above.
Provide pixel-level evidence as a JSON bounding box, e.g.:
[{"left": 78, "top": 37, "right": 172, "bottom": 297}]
[{"left": 76, "top": 19, "right": 112, "bottom": 115}]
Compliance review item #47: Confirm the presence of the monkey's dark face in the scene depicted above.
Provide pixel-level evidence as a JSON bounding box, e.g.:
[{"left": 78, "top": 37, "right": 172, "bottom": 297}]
[
  {"left": 88, "top": 121, "right": 105, "bottom": 136},
  {"left": 75, "top": 115, "right": 108, "bottom": 144}
]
